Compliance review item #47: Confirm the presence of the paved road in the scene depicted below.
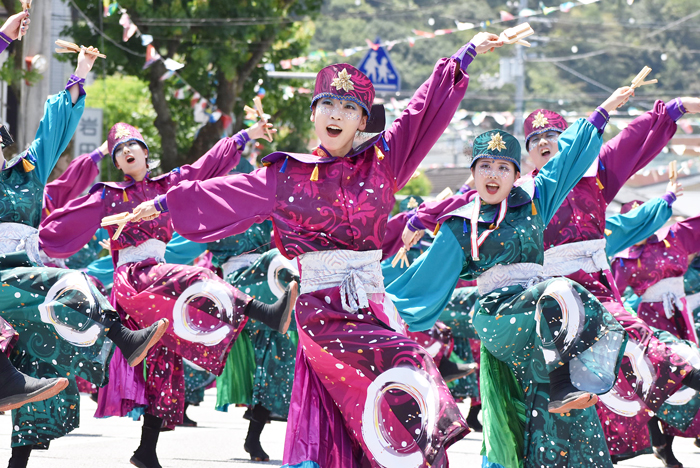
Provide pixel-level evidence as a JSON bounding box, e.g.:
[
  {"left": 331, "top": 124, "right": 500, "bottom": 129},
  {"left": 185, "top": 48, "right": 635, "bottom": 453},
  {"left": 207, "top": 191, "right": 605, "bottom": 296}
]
[{"left": 0, "top": 393, "right": 698, "bottom": 467}]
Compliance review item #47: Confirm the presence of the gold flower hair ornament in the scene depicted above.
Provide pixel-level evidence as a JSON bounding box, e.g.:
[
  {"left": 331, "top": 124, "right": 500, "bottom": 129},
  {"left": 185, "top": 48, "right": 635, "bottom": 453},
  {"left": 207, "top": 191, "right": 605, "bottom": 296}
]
[
  {"left": 487, "top": 133, "right": 507, "bottom": 152},
  {"left": 532, "top": 112, "right": 548, "bottom": 129},
  {"left": 114, "top": 125, "right": 132, "bottom": 140},
  {"left": 331, "top": 69, "right": 355, "bottom": 92}
]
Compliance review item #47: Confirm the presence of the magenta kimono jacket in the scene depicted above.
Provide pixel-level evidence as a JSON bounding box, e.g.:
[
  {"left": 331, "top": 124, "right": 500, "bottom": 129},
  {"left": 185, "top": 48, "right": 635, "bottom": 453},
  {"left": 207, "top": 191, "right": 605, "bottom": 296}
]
[{"left": 159, "top": 57, "right": 471, "bottom": 468}]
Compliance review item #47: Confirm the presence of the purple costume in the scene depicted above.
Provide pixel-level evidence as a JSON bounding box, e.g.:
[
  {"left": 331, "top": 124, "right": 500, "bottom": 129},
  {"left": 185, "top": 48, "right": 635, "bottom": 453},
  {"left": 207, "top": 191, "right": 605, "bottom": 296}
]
[
  {"left": 158, "top": 55, "right": 472, "bottom": 467},
  {"left": 39, "top": 126, "right": 252, "bottom": 428},
  {"left": 613, "top": 215, "right": 700, "bottom": 344},
  {"left": 533, "top": 101, "right": 700, "bottom": 457}
]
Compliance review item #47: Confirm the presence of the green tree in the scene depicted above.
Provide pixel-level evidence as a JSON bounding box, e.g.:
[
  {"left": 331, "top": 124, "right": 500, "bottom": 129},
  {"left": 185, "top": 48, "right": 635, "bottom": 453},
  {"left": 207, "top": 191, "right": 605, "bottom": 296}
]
[{"left": 64, "top": 0, "right": 323, "bottom": 172}]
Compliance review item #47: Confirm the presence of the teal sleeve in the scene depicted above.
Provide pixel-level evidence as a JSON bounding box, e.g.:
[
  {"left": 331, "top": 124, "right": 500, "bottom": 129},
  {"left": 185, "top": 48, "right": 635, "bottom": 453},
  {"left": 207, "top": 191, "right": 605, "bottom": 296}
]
[
  {"left": 385, "top": 226, "right": 465, "bottom": 332},
  {"left": 86, "top": 255, "right": 115, "bottom": 291},
  {"left": 29, "top": 91, "right": 86, "bottom": 185},
  {"left": 534, "top": 118, "right": 604, "bottom": 224},
  {"left": 604, "top": 197, "right": 672, "bottom": 256},
  {"left": 164, "top": 233, "right": 208, "bottom": 265}
]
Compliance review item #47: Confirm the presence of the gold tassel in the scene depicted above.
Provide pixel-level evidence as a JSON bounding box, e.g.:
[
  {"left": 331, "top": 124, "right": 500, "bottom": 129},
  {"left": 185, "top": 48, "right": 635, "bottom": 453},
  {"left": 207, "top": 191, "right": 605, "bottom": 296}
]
[
  {"left": 604, "top": 228, "right": 612, "bottom": 236},
  {"left": 310, "top": 164, "right": 319, "bottom": 182},
  {"left": 122, "top": 190, "right": 128, "bottom": 202},
  {"left": 663, "top": 239, "right": 671, "bottom": 248},
  {"left": 596, "top": 178, "right": 604, "bottom": 190},
  {"left": 531, "top": 201, "right": 537, "bottom": 216},
  {"left": 22, "top": 158, "right": 35, "bottom": 172},
  {"left": 375, "top": 145, "right": 385, "bottom": 161},
  {"left": 433, "top": 222, "right": 441, "bottom": 236},
  {"left": 637, "top": 258, "right": 642, "bottom": 268}
]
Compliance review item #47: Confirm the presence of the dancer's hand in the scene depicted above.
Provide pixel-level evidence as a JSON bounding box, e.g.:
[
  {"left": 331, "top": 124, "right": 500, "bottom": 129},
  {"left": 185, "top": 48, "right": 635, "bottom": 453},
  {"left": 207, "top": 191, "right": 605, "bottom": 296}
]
[
  {"left": 131, "top": 200, "right": 160, "bottom": 223},
  {"left": 667, "top": 179, "right": 684, "bottom": 198},
  {"left": 600, "top": 87, "right": 634, "bottom": 113},
  {"left": 0, "top": 11, "right": 29, "bottom": 40},
  {"left": 470, "top": 32, "right": 503, "bottom": 54},
  {"left": 98, "top": 140, "right": 109, "bottom": 158},
  {"left": 247, "top": 119, "right": 277, "bottom": 143},
  {"left": 401, "top": 225, "right": 423, "bottom": 249},
  {"left": 679, "top": 97, "right": 700, "bottom": 114},
  {"left": 98, "top": 238, "right": 112, "bottom": 255},
  {"left": 75, "top": 46, "right": 100, "bottom": 78}
]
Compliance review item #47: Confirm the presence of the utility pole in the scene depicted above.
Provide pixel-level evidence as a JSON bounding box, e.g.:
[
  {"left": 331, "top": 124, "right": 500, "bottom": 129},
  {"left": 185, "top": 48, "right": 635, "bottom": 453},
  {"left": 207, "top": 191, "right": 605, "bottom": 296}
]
[{"left": 513, "top": 0, "right": 527, "bottom": 139}]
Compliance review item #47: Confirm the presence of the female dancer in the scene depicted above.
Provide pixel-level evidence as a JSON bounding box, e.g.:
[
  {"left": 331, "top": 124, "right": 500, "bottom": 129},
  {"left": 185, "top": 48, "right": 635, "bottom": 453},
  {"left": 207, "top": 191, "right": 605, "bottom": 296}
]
[
  {"left": 0, "top": 39, "right": 167, "bottom": 468},
  {"left": 387, "top": 86, "right": 633, "bottom": 468},
  {"left": 40, "top": 118, "right": 296, "bottom": 468},
  {"left": 0, "top": 10, "right": 71, "bottom": 416},
  {"left": 127, "top": 31, "right": 506, "bottom": 468},
  {"left": 518, "top": 102, "right": 700, "bottom": 462}
]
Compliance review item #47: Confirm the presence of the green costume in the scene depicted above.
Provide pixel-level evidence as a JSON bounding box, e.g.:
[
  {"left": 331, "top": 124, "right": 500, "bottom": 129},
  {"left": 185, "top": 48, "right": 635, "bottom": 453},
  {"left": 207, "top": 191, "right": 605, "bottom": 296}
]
[{"left": 387, "top": 126, "right": 626, "bottom": 468}]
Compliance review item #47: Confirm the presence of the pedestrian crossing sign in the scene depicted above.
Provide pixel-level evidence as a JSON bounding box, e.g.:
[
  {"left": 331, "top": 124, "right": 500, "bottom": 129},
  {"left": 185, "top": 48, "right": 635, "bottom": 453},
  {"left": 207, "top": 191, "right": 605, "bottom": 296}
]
[{"left": 357, "top": 38, "right": 401, "bottom": 93}]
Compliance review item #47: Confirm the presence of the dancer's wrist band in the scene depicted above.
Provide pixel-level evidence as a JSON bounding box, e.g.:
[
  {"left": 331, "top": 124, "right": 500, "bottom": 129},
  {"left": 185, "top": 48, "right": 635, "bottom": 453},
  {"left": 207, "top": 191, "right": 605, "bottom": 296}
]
[
  {"left": 233, "top": 130, "right": 251, "bottom": 150},
  {"left": 588, "top": 107, "right": 609, "bottom": 133},
  {"left": 666, "top": 98, "right": 686, "bottom": 122},
  {"left": 66, "top": 74, "right": 86, "bottom": 97},
  {"left": 661, "top": 191, "right": 677, "bottom": 206},
  {"left": 154, "top": 195, "right": 169, "bottom": 213}
]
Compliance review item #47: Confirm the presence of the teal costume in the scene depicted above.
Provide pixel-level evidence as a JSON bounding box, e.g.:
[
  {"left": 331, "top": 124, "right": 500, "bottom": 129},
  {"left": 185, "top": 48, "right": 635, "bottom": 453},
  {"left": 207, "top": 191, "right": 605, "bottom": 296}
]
[
  {"left": 387, "top": 126, "right": 626, "bottom": 468},
  {"left": 1, "top": 89, "right": 117, "bottom": 448}
]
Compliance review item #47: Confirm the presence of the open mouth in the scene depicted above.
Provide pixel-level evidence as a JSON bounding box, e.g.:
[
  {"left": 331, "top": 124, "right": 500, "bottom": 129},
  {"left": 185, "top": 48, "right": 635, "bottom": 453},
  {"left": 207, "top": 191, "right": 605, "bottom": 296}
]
[
  {"left": 540, "top": 148, "right": 551, "bottom": 158},
  {"left": 326, "top": 125, "right": 342, "bottom": 137},
  {"left": 485, "top": 182, "right": 500, "bottom": 195},
  {"left": 126, "top": 155, "right": 136, "bottom": 164}
]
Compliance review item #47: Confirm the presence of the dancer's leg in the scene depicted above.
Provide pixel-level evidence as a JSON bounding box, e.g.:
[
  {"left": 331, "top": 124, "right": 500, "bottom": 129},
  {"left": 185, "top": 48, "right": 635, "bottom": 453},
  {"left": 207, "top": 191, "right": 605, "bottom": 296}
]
[
  {"left": 131, "top": 413, "right": 163, "bottom": 468},
  {"left": 244, "top": 404, "right": 271, "bottom": 462},
  {"left": 0, "top": 352, "right": 68, "bottom": 412}
]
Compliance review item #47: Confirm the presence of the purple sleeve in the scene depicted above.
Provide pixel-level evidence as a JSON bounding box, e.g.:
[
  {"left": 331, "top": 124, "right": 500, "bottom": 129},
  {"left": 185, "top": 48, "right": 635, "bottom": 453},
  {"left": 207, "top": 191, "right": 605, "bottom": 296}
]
[
  {"left": 451, "top": 43, "right": 477, "bottom": 72},
  {"left": 671, "top": 213, "right": 700, "bottom": 255},
  {"left": 154, "top": 194, "right": 168, "bottom": 213},
  {"left": 42, "top": 150, "right": 101, "bottom": 217},
  {"left": 661, "top": 191, "right": 676, "bottom": 207},
  {"left": 383, "top": 57, "right": 469, "bottom": 190},
  {"left": 39, "top": 191, "right": 104, "bottom": 258},
  {"left": 166, "top": 166, "right": 276, "bottom": 243},
  {"left": 598, "top": 100, "right": 678, "bottom": 204},
  {"left": 666, "top": 98, "right": 686, "bottom": 122},
  {"left": 0, "top": 32, "right": 12, "bottom": 54},
  {"left": 414, "top": 191, "right": 473, "bottom": 232},
  {"left": 587, "top": 107, "right": 609, "bottom": 133},
  {"left": 381, "top": 212, "right": 410, "bottom": 260},
  {"left": 176, "top": 131, "right": 246, "bottom": 183}
]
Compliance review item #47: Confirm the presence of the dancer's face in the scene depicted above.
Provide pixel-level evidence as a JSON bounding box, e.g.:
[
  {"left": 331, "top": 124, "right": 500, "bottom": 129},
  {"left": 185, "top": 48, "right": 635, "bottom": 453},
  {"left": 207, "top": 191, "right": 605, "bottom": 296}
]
[
  {"left": 114, "top": 140, "right": 148, "bottom": 180},
  {"left": 471, "top": 158, "right": 519, "bottom": 205},
  {"left": 528, "top": 131, "right": 560, "bottom": 171},
  {"left": 311, "top": 98, "right": 367, "bottom": 157}
]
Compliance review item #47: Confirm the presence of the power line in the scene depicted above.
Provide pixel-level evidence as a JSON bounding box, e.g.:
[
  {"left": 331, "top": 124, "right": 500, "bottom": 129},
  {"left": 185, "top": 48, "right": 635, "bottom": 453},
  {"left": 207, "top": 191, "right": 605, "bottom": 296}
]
[{"left": 67, "top": 0, "right": 145, "bottom": 57}]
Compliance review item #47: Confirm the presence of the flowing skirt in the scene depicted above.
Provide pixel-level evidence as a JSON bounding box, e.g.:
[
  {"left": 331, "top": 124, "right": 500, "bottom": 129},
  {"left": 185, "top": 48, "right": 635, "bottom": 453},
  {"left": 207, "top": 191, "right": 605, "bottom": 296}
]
[
  {"left": 283, "top": 289, "right": 468, "bottom": 468},
  {"left": 0, "top": 258, "right": 115, "bottom": 447}
]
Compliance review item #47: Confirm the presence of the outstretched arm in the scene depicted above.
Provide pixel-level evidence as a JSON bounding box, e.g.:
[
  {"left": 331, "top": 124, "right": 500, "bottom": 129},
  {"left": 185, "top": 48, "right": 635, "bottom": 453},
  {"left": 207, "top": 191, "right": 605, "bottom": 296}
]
[
  {"left": 597, "top": 98, "right": 687, "bottom": 203},
  {"left": 605, "top": 195, "right": 675, "bottom": 256},
  {"left": 40, "top": 191, "right": 104, "bottom": 258},
  {"left": 174, "top": 119, "right": 276, "bottom": 183},
  {"left": 0, "top": 11, "right": 29, "bottom": 53},
  {"left": 383, "top": 33, "right": 502, "bottom": 190},
  {"left": 43, "top": 143, "right": 107, "bottom": 217},
  {"left": 535, "top": 87, "right": 633, "bottom": 224},
  {"left": 386, "top": 226, "right": 466, "bottom": 331}
]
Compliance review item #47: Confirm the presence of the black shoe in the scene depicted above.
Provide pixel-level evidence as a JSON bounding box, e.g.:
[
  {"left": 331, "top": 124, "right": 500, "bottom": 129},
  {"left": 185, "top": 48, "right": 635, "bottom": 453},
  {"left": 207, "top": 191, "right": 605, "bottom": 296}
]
[
  {"left": 0, "top": 354, "right": 69, "bottom": 412},
  {"left": 548, "top": 388, "right": 598, "bottom": 413},
  {"left": 245, "top": 281, "right": 298, "bottom": 333},
  {"left": 548, "top": 361, "right": 598, "bottom": 413},
  {"left": 466, "top": 404, "right": 482, "bottom": 432},
  {"left": 244, "top": 420, "right": 270, "bottom": 462},
  {"left": 437, "top": 359, "right": 477, "bottom": 383},
  {"left": 181, "top": 403, "right": 197, "bottom": 427},
  {"left": 653, "top": 443, "right": 683, "bottom": 468},
  {"left": 694, "top": 438, "right": 700, "bottom": 449},
  {"left": 7, "top": 445, "right": 32, "bottom": 468},
  {"left": 108, "top": 319, "right": 169, "bottom": 367},
  {"left": 131, "top": 415, "right": 162, "bottom": 468}
]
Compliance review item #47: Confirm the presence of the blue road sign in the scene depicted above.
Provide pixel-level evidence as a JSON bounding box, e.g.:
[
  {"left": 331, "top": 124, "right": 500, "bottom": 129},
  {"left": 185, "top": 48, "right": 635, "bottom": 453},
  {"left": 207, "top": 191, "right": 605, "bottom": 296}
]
[{"left": 357, "top": 38, "right": 401, "bottom": 93}]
